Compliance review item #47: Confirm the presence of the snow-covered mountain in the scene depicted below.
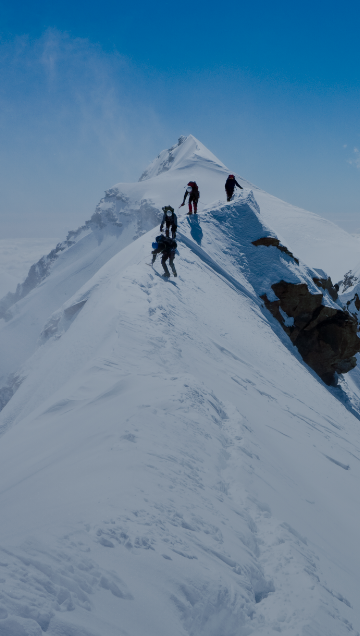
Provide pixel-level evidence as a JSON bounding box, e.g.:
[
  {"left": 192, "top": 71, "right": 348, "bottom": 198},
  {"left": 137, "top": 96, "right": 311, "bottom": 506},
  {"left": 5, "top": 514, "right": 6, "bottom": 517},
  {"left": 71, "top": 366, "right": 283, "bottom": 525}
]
[
  {"left": 1, "top": 135, "right": 359, "bottom": 388},
  {"left": 1, "top": 136, "right": 360, "bottom": 635}
]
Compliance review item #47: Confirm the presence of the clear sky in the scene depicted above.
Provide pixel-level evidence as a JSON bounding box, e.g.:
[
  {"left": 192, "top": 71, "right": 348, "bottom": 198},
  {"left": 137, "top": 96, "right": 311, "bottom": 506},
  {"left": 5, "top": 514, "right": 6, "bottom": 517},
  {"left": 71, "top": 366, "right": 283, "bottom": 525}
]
[{"left": 1, "top": 0, "right": 360, "bottom": 238}]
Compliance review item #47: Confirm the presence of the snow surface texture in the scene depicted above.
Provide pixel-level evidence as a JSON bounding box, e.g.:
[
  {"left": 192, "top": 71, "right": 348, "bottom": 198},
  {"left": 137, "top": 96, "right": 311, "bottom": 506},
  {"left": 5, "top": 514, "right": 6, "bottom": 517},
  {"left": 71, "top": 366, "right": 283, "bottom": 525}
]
[{"left": 1, "top": 137, "right": 360, "bottom": 635}]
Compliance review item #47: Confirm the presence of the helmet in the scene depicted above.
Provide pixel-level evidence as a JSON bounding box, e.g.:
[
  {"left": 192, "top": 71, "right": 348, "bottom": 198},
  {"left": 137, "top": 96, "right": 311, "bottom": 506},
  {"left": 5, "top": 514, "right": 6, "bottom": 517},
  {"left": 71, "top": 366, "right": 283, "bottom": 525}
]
[
  {"left": 186, "top": 186, "right": 192, "bottom": 193},
  {"left": 229, "top": 174, "right": 235, "bottom": 179}
]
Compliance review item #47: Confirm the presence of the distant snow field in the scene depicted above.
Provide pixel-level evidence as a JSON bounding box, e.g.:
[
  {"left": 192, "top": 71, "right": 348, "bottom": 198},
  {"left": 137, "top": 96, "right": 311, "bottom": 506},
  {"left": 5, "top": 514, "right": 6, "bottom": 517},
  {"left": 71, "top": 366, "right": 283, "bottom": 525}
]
[{"left": 0, "top": 238, "right": 59, "bottom": 297}]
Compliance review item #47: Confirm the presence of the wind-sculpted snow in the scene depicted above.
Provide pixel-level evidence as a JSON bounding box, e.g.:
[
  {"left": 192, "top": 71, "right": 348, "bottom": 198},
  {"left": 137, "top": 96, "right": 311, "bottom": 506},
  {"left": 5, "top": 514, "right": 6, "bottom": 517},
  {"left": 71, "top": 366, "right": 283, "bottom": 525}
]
[
  {"left": 0, "top": 198, "right": 162, "bottom": 392},
  {"left": 180, "top": 190, "right": 339, "bottom": 310},
  {"left": 0, "top": 198, "right": 160, "bottom": 321},
  {"left": 180, "top": 194, "right": 360, "bottom": 385}
]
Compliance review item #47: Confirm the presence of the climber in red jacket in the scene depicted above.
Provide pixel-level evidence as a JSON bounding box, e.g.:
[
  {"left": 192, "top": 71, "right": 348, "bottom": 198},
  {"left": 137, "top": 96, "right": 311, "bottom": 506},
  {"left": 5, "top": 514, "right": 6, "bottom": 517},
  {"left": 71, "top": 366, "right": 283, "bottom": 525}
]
[{"left": 180, "top": 181, "right": 200, "bottom": 214}]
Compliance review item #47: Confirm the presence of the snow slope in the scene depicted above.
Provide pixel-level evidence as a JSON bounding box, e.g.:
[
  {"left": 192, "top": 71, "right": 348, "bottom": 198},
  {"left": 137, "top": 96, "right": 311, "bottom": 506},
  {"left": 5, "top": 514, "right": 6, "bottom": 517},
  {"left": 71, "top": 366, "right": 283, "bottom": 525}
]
[
  {"left": 254, "top": 190, "right": 360, "bottom": 282},
  {"left": 1, "top": 193, "right": 360, "bottom": 635},
  {"left": 1, "top": 134, "right": 359, "bottom": 390}
]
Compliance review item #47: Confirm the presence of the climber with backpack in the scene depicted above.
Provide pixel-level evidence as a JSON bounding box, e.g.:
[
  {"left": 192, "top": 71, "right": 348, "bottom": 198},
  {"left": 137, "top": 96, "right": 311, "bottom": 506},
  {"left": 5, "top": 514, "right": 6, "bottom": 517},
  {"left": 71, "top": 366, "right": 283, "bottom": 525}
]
[
  {"left": 151, "top": 234, "right": 178, "bottom": 278},
  {"left": 180, "top": 181, "right": 200, "bottom": 214},
  {"left": 160, "top": 205, "right": 177, "bottom": 238},
  {"left": 225, "top": 174, "right": 243, "bottom": 201}
]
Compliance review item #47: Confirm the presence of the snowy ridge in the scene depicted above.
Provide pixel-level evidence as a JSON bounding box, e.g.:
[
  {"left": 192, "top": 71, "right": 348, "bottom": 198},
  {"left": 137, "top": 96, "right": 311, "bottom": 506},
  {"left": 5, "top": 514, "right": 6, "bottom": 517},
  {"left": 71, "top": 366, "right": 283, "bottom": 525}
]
[
  {"left": 1, "top": 192, "right": 341, "bottom": 427},
  {"left": 0, "top": 199, "right": 160, "bottom": 323},
  {"left": 180, "top": 190, "right": 339, "bottom": 309},
  {"left": 1, "top": 134, "right": 360, "bottom": 393},
  {"left": 0, "top": 190, "right": 360, "bottom": 634},
  {"left": 0, "top": 202, "right": 161, "bottom": 389}
]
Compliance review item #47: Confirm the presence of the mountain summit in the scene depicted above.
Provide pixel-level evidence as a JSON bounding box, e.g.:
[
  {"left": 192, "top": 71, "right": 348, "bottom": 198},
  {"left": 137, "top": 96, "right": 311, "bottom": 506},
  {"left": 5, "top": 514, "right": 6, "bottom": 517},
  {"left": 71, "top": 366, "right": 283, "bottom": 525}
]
[{"left": 139, "top": 134, "right": 228, "bottom": 181}]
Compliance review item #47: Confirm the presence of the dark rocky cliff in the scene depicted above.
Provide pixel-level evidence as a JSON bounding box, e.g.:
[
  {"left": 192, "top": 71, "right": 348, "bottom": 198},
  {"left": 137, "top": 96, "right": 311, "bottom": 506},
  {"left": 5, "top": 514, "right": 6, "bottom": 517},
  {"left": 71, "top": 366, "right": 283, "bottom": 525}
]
[
  {"left": 261, "top": 279, "right": 360, "bottom": 385},
  {"left": 251, "top": 236, "right": 360, "bottom": 385}
]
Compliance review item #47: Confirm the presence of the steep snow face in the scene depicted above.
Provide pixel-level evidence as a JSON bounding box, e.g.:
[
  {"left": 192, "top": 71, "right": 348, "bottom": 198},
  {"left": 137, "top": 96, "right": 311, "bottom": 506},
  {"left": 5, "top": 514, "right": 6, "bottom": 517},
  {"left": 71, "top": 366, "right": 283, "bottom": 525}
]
[
  {"left": 255, "top": 190, "right": 360, "bottom": 282},
  {"left": 0, "top": 206, "right": 161, "bottom": 386},
  {"left": 1, "top": 195, "right": 360, "bottom": 635}
]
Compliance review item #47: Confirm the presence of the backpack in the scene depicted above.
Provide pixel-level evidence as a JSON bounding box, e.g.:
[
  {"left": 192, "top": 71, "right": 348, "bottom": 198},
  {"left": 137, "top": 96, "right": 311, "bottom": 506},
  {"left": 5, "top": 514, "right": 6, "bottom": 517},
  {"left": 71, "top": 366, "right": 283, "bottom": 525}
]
[
  {"left": 164, "top": 237, "right": 177, "bottom": 250},
  {"left": 155, "top": 235, "right": 177, "bottom": 251}
]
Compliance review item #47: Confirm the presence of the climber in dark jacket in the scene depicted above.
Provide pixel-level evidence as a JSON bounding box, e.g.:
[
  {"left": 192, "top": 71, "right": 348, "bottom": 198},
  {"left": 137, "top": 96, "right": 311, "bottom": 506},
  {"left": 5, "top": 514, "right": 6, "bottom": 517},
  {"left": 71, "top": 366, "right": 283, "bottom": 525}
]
[
  {"left": 151, "top": 235, "right": 177, "bottom": 277},
  {"left": 225, "top": 174, "right": 243, "bottom": 201},
  {"left": 160, "top": 206, "right": 177, "bottom": 238},
  {"left": 181, "top": 181, "right": 200, "bottom": 214}
]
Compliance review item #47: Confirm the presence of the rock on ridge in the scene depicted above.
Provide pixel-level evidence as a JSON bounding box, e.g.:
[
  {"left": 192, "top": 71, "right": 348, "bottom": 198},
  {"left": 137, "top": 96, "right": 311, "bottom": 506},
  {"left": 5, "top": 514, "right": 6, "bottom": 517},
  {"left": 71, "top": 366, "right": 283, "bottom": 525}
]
[
  {"left": 261, "top": 280, "right": 360, "bottom": 385},
  {"left": 252, "top": 236, "right": 299, "bottom": 264}
]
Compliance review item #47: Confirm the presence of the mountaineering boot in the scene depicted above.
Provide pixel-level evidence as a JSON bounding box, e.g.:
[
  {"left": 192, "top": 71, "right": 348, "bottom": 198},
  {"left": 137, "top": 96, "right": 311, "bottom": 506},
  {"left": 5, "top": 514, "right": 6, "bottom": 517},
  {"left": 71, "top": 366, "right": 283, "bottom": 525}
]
[
  {"left": 151, "top": 254, "right": 156, "bottom": 264},
  {"left": 171, "top": 263, "right": 177, "bottom": 277},
  {"left": 162, "top": 260, "right": 171, "bottom": 277}
]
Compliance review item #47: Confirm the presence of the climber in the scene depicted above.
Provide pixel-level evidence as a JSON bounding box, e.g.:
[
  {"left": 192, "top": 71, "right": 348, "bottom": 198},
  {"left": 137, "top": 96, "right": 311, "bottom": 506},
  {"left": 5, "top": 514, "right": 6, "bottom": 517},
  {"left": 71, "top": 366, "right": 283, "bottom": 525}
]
[
  {"left": 180, "top": 181, "right": 200, "bottom": 215},
  {"left": 225, "top": 174, "right": 243, "bottom": 202},
  {"left": 160, "top": 206, "right": 177, "bottom": 238},
  {"left": 151, "top": 235, "right": 177, "bottom": 277}
]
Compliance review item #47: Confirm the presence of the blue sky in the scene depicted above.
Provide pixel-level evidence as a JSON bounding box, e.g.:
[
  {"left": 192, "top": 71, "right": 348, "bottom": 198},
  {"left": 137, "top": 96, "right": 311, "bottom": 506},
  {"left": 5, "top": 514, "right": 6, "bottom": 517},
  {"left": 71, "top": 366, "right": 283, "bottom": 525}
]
[{"left": 1, "top": 0, "right": 360, "bottom": 237}]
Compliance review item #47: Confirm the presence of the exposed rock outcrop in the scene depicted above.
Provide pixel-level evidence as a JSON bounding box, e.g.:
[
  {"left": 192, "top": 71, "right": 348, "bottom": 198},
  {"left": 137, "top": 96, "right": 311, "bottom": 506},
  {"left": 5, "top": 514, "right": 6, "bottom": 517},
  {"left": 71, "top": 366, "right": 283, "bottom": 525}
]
[
  {"left": 252, "top": 237, "right": 299, "bottom": 264},
  {"left": 338, "top": 270, "right": 358, "bottom": 293},
  {"left": 340, "top": 291, "right": 360, "bottom": 325},
  {"left": 312, "top": 275, "right": 339, "bottom": 301},
  {"left": 261, "top": 280, "right": 360, "bottom": 385}
]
